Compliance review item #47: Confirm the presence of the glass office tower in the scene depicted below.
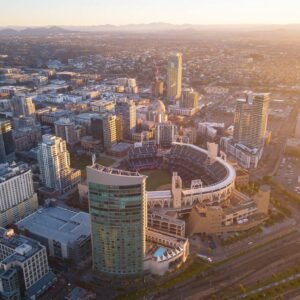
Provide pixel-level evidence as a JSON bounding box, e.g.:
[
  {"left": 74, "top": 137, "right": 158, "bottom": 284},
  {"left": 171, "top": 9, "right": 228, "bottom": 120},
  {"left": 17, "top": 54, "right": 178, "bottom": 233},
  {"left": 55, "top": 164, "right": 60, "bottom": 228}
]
[{"left": 87, "top": 165, "right": 147, "bottom": 277}]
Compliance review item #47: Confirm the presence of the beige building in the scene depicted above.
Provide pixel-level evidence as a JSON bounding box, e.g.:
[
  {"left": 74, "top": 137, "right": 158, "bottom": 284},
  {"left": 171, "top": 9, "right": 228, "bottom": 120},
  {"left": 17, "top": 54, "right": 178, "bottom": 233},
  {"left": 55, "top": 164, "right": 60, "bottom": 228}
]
[
  {"left": 233, "top": 92, "right": 270, "bottom": 149},
  {"left": 253, "top": 185, "right": 271, "bottom": 215},
  {"left": 167, "top": 53, "right": 182, "bottom": 100},
  {"left": 187, "top": 186, "right": 270, "bottom": 235}
]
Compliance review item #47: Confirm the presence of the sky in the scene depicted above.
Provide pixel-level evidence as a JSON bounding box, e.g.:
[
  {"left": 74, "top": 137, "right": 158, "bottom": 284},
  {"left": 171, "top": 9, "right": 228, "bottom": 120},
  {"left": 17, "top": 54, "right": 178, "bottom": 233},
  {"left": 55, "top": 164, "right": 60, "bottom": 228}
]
[{"left": 1, "top": 0, "right": 300, "bottom": 27}]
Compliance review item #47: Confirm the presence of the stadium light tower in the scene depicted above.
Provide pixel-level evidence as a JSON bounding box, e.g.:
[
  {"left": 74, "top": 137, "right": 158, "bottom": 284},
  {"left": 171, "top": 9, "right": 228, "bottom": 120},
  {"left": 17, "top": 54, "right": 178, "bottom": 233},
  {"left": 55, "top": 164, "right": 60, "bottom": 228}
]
[{"left": 190, "top": 179, "right": 203, "bottom": 205}]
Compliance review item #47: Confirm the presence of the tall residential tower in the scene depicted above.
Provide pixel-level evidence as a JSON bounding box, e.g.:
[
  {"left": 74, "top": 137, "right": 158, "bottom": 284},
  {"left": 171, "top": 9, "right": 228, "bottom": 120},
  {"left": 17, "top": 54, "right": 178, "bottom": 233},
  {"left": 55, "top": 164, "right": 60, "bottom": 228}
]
[
  {"left": 87, "top": 164, "right": 147, "bottom": 277},
  {"left": 167, "top": 53, "right": 182, "bottom": 100},
  {"left": 37, "top": 134, "right": 81, "bottom": 193},
  {"left": 233, "top": 92, "right": 270, "bottom": 149}
]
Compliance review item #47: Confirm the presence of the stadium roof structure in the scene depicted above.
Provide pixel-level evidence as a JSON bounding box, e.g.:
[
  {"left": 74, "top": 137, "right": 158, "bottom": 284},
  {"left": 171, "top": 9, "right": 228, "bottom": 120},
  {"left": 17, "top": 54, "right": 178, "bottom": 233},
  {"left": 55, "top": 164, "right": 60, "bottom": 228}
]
[{"left": 175, "top": 143, "right": 236, "bottom": 197}]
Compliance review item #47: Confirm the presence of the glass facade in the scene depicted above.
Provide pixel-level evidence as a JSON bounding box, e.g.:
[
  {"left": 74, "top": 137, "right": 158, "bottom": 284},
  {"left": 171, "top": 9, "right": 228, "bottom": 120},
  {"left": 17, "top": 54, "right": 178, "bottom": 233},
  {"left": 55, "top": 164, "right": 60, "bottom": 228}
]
[{"left": 89, "top": 180, "right": 146, "bottom": 277}]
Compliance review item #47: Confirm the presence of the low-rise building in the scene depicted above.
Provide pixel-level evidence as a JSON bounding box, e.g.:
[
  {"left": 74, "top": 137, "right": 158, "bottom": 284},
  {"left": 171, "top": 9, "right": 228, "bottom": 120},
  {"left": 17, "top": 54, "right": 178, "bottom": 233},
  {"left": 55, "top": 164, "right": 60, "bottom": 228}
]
[{"left": 17, "top": 206, "right": 91, "bottom": 262}]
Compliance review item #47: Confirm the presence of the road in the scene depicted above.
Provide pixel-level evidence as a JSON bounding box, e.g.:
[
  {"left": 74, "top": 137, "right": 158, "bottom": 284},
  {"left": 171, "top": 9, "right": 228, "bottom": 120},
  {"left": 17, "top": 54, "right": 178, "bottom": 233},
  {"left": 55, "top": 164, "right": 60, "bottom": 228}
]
[
  {"left": 252, "top": 99, "right": 300, "bottom": 179},
  {"left": 155, "top": 230, "right": 300, "bottom": 300},
  {"left": 239, "top": 273, "right": 300, "bottom": 299}
]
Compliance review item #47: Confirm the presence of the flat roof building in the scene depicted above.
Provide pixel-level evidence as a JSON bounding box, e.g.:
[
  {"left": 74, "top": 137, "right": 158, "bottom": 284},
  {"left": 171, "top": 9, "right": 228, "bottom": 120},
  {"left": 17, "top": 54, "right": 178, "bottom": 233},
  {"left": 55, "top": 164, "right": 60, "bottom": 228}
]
[
  {"left": 0, "top": 228, "right": 55, "bottom": 300},
  {"left": 17, "top": 206, "right": 91, "bottom": 262},
  {"left": 0, "top": 162, "right": 38, "bottom": 227}
]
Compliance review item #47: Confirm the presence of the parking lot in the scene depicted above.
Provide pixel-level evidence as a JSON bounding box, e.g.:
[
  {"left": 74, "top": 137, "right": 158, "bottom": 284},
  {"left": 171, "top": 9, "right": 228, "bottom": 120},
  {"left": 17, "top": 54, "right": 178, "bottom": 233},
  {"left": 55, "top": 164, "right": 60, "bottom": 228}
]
[{"left": 274, "top": 156, "right": 300, "bottom": 194}]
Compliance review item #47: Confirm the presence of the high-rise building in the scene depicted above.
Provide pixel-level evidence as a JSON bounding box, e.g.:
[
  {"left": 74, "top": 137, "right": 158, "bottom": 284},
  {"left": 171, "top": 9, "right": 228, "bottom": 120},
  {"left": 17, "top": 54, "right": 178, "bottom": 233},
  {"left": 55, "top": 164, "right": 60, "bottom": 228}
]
[
  {"left": 295, "top": 112, "right": 300, "bottom": 139},
  {"left": 102, "top": 114, "right": 119, "bottom": 149},
  {"left": 115, "top": 100, "right": 136, "bottom": 139},
  {"left": 0, "top": 162, "right": 38, "bottom": 227},
  {"left": 54, "top": 118, "right": 80, "bottom": 146},
  {"left": 91, "top": 115, "right": 104, "bottom": 141},
  {"left": 233, "top": 92, "right": 270, "bottom": 149},
  {"left": 0, "top": 228, "right": 56, "bottom": 300},
  {"left": 155, "top": 122, "right": 177, "bottom": 148},
  {"left": 87, "top": 164, "right": 147, "bottom": 277},
  {"left": 37, "top": 134, "right": 81, "bottom": 193},
  {"left": 249, "top": 93, "right": 270, "bottom": 148},
  {"left": 233, "top": 99, "right": 252, "bottom": 146},
  {"left": 180, "top": 88, "right": 199, "bottom": 109},
  {"left": 91, "top": 114, "right": 123, "bottom": 150},
  {"left": 0, "top": 120, "right": 15, "bottom": 164},
  {"left": 12, "top": 95, "right": 36, "bottom": 117},
  {"left": 167, "top": 53, "right": 182, "bottom": 100}
]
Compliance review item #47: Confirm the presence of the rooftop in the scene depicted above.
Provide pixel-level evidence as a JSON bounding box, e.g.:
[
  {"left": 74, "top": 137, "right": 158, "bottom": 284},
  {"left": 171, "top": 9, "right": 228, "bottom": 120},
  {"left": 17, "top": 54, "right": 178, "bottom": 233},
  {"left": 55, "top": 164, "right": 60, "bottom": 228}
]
[
  {"left": 89, "top": 164, "right": 141, "bottom": 177},
  {"left": 0, "top": 228, "right": 43, "bottom": 264},
  {"left": 17, "top": 206, "right": 91, "bottom": 245},
  {"left": 0, "top": 162, "right": 30, "bottom": 183}
]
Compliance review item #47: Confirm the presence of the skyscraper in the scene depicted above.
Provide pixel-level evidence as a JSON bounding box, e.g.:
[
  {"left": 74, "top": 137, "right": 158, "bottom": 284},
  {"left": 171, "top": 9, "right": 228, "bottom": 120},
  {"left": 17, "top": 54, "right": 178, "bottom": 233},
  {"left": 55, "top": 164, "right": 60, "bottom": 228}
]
[
  {"left": 37, "top": 134, "right": 81, "bottom": 193},
  {"left": 87, "top": 164, "right": 147, "bottom": 277},
  {"left": 233, "top": 99, "right": 252, "bottom": 146},
  {"left": 167, "top": 53, "right": 182, "bottom": 100},
  {"left": 115, "top": 100, "right": 136, "bottom": 139},
  {"left": 0, "top": 120, "right": 15, "bottom": 163},
  {"left": 233, "top": 92, "right": 270, "bottom": 149}
]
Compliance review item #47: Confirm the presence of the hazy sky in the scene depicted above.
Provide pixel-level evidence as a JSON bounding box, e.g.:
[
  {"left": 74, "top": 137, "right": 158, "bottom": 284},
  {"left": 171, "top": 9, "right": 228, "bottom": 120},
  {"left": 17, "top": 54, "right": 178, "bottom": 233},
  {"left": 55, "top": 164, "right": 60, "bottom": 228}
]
[{"left": 1, "top": 0, "right": 300, "bottom": 26}]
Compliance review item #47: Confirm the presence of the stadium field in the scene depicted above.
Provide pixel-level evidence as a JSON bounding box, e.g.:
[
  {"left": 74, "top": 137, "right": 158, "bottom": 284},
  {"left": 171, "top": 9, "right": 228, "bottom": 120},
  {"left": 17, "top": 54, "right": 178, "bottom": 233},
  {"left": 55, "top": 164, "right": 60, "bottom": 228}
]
[{"left": 141, "top": 169, "right": 172, "bottom": 191}]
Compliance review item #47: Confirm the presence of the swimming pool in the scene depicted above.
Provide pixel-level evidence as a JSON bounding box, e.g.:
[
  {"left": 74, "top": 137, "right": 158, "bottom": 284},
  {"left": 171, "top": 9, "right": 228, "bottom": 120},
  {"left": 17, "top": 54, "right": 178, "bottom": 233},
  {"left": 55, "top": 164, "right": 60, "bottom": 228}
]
[{"left": 154, "top": 247, "right": 166, "bottom": 258}]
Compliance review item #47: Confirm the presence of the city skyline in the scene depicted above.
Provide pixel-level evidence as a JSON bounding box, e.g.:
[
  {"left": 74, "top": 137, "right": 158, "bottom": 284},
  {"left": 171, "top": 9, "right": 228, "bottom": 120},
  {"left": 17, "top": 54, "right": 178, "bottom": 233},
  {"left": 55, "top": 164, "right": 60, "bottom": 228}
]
[{"left": 1, "top": 0, "right": 300, "bottom": 26}]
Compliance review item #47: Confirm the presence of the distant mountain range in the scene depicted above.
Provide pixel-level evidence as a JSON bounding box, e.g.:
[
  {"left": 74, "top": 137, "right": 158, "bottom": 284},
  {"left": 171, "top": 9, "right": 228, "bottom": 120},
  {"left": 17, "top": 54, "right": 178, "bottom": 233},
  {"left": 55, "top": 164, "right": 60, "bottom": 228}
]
[
  {"left": 0, "top": 23, "right": 300, "bottom": 36},
  {"left": 0, "top": 26, "right": 73, "bottom": 36}
]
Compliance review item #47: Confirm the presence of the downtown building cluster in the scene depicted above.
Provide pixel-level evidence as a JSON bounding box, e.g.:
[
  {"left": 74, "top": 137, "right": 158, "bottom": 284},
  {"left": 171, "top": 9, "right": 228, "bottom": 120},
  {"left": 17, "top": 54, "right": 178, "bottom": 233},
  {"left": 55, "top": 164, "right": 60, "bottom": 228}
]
[{"left": 0, "top": 47, "right": 277, "bottom": 299}]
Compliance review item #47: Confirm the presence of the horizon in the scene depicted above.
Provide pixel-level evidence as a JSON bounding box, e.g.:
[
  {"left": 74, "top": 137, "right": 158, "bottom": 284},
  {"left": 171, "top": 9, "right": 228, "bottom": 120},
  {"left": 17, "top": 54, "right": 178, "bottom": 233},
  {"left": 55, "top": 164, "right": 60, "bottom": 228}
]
[
  {"left": 1, "top": 0, "right": 300, "bottom": 27},
  {"left": 1, "top": 22, "right": 300, "bottom": 30}
]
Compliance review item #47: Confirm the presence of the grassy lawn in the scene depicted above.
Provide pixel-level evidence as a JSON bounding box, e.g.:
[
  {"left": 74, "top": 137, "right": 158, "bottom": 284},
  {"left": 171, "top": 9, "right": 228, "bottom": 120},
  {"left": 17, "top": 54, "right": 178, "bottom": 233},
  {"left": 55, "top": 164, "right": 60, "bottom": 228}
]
[
  {"left": 141, "top": 169, "right": 172, "bottom": 191},
  {"left": 70, "top": 153, "right": 115, "bottom": 178}
]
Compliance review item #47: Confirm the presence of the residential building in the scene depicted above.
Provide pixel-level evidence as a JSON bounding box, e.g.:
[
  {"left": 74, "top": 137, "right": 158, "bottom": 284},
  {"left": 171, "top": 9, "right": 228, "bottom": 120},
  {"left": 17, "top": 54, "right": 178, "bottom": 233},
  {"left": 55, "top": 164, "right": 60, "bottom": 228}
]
[
  {"left": 0, "top": 228, "right": 55, "bottom": 300},
  {"left": 0, "top": 162, "right": 38, "bottom": 227},
  {"left": 54, "top": 118, "right": 80, "bottom": 146},
  {"left": 115, "top": 100, "right": 136, "bottom": 139},
  {"left": 13, "top": 125, "right": 42, "bottom": 152},
  {"left": 37, "top": 135, "right": 81, "bottom": 194},
  {"left": 12, "top": 95, "right": 36, "bottom": 117},
  {"left": 87, "top": 164, "right": 147, "bottom": 277},
  {"left": 0, "top": 120, "right": 15, "bottom": 163},
  {"left": 102, "top": 114, "right": 123, "bottom": 149},
  {"left": 180, "top": 88, "right": 199, "bottom": 109},
  {"left": 233, "top": 91, "right": 270, "bottom": 149}
]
